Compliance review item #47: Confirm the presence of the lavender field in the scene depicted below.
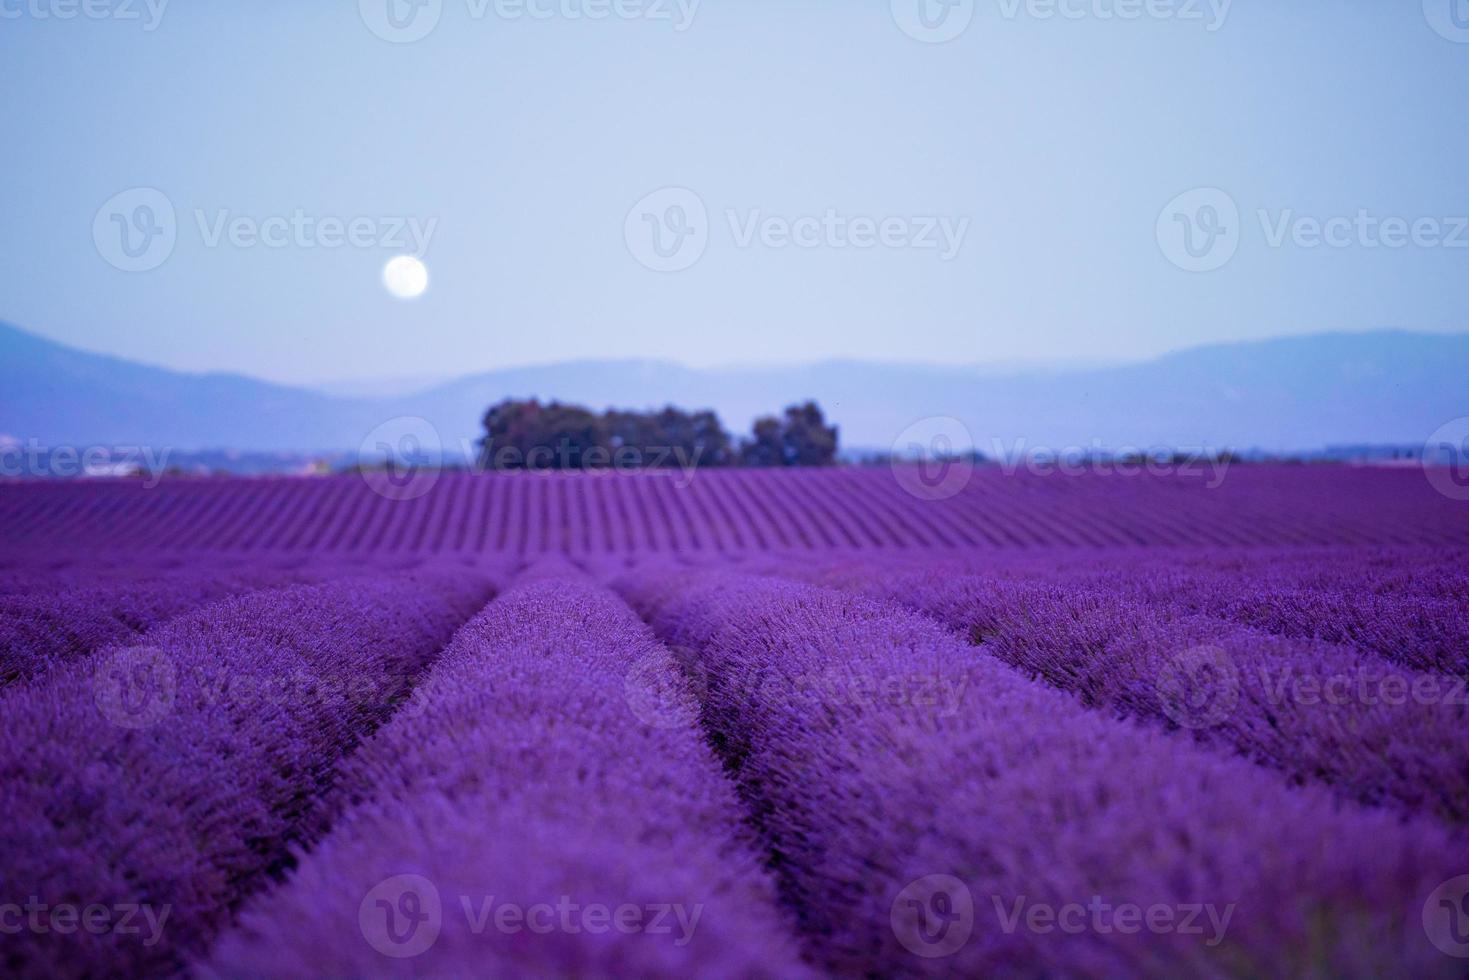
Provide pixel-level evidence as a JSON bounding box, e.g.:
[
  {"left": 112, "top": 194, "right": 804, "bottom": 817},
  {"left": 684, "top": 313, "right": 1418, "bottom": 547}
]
[
  {"left": 12, "top": 0, "right": 1469, "bottom": 974},
  {"left": 2, "top": 466, "right": 1468, "bottom": 977}
]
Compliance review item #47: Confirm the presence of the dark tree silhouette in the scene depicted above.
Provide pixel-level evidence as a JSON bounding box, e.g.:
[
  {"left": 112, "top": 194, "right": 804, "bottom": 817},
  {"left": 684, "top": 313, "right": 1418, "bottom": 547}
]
[
  {"left": 478, "top": 398, "right": 835, "bottom": 469},
  {"left": 740, "top": 402, "right": 838, "bottom": 467}
]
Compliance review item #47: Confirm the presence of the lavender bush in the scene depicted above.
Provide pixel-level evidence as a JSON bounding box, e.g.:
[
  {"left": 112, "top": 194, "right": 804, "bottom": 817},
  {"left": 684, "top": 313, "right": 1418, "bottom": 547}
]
[{"left": 0, "top": 561, "right": 337, "bottom": 686}]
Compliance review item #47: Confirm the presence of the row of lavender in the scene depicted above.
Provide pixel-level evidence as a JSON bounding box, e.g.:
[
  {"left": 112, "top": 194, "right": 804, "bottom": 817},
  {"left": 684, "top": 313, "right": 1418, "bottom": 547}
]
[
  {"left": 4, "top": 465, "right": 1465, "bottom": 554},
  {"left": 0, "top": 554, "right": 485, "bottom": 687},
  {"left": 747, "top": 546, "right": 1469, "bottom": 822},
  {"left": 903, "top": 545, "right": 1469, "bottom": 673},
  {"left": 1, "top": 559, "right": 330, "bottom": 686}
]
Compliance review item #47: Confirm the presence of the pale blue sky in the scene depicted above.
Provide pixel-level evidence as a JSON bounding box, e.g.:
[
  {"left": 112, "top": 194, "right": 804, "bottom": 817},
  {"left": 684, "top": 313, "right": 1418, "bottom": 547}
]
[{"left": 2, "top": 0, "right": 1466, "bottom": 385}]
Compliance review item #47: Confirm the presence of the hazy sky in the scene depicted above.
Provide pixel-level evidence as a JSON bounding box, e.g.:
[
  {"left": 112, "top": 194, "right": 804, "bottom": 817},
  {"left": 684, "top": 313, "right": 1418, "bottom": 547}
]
[{"left": 2, "top": 0, "right": 1467, "bottom": 385}]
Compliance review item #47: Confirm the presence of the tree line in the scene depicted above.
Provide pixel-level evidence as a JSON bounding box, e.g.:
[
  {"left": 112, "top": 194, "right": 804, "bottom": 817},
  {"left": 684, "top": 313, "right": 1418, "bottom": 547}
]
[{"left": 477, "top": 399, "right": 837, "bottom": 470}]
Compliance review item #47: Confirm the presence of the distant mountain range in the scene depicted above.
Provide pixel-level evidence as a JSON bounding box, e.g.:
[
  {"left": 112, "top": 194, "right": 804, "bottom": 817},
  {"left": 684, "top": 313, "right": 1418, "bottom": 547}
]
[{"left": 3, "top": 321, "right": 1466, "bottom": 455}]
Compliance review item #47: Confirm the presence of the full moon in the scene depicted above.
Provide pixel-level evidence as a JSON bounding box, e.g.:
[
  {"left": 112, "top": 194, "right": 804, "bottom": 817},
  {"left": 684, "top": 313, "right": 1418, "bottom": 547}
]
[{"left": 382, "top": 255, "right": 429, "bottom": 299}]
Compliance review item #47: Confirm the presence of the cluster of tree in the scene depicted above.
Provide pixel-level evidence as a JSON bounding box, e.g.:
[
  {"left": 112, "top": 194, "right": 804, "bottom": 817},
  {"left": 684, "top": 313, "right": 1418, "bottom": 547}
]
[{"left": 477, "top": 399, "right": 837, "bottom": 469}]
